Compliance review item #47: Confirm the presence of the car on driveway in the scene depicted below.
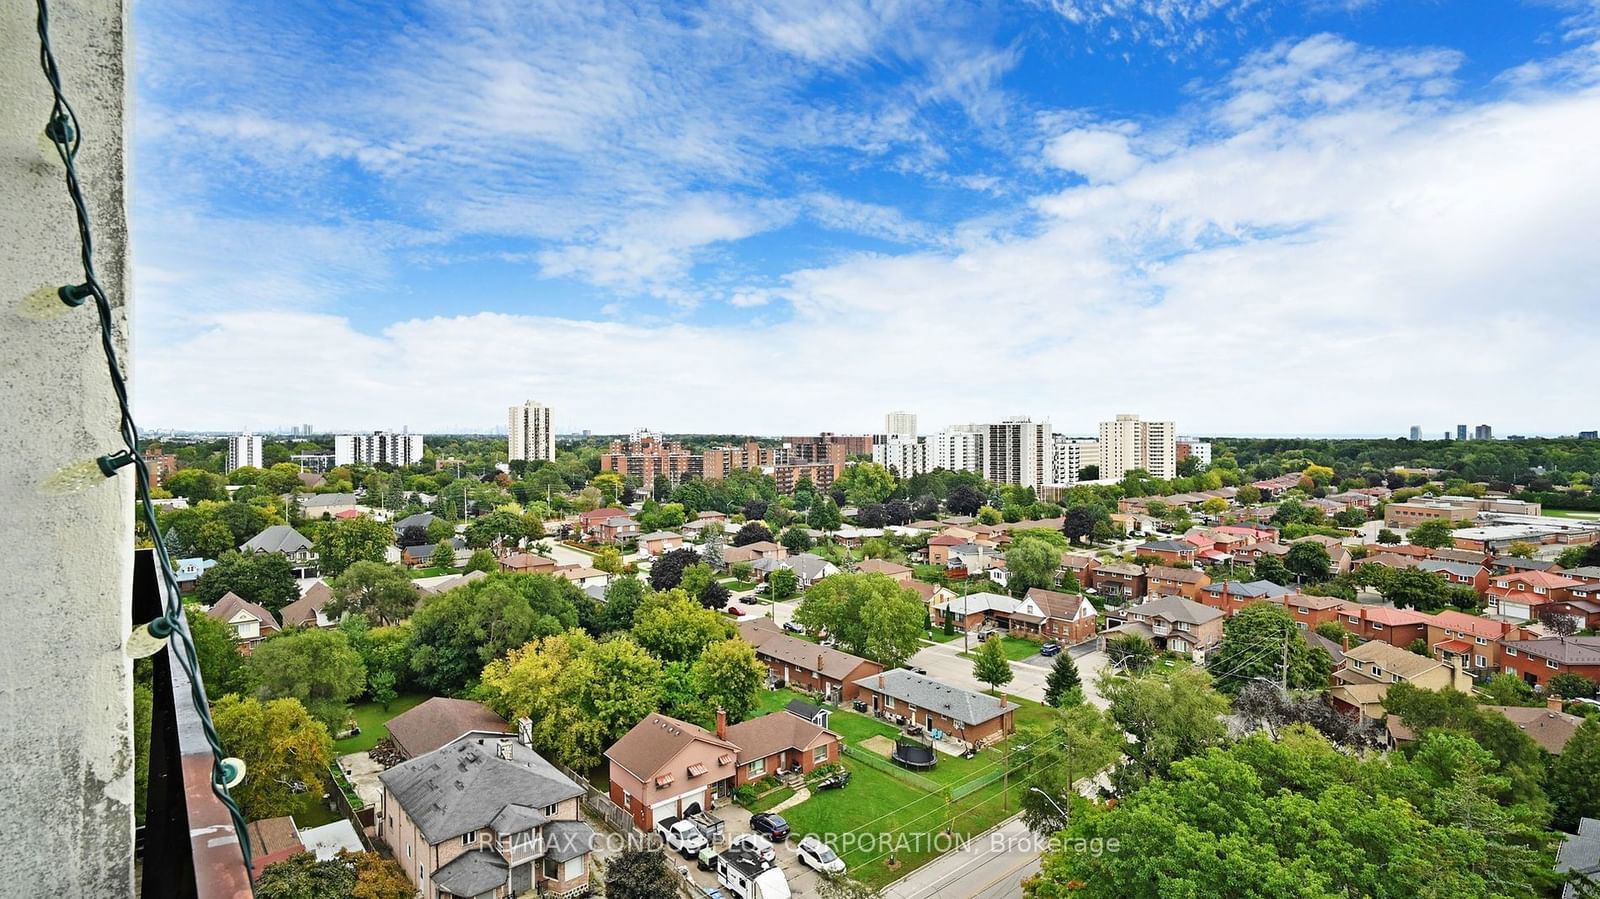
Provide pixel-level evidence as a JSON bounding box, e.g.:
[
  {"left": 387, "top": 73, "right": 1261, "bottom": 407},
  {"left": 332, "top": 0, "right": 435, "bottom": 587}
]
[
  {"left": 731, "top": 833, "right": 776, "bottom": 864},
  {"left": 1040, "top": 642, "right": 1062, "bottom": 657},
  {"left": 781, "top": 621, "right": 805, "bottom": 634},
  {"left": 797, "top": 836, "right": 846, "bottom": 875},
  {"left": 750, "top": 812, "right": 790, "bottom": 841},
  {"left": 726, "top": 606, "right": 746, "bottom": 617}
]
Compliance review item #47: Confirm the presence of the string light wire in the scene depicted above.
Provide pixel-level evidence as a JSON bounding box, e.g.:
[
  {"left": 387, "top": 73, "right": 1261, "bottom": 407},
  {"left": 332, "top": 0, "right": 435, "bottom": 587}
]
[{"left": 33, "top": 0, "right": 253, "bottom": 877}]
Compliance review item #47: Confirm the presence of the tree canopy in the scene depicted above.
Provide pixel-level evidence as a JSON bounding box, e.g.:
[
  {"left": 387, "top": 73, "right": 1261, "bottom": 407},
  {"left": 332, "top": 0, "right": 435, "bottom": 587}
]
[
  {"left": 328, "top": 561, "right": 418, "bottom": 625},
  {"left": 793, "top": 573, "right": 924, "bottom": 668},
  {"left": 211, "top": 695, "right": 332, "bottom": 820},
  {"left": 314, "top": 516, "right": 393, "bottom": 578},
  {"left": 247, "top": 628, "right": 367, "bottom": 731},
  {"left": 194, "top": 550, "right": 300, "bottom": 613},
  {"left": 408, "top": 573, "right": 580, "bottom": 694}
]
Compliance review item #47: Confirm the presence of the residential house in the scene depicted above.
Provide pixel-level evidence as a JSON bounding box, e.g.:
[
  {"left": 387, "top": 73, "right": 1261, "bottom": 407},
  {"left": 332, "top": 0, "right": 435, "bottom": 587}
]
[
  {"left": 240, "top": 524, "right": 319, "bottom": 578},
  {"left": 1557, "top": 818, "right": 1600, "bottom": 899},
  {"left": 1358, "top": 552, "right": 1423, "bottom": 571},
  {"left": 279, "top": 580, "right": 338, "bottom": 629},
  {"left": 205, "top": 592, "right": 280, "bottom": 652},
  {"left": 1417, "top": 559, "right": 1490, "bottom": 596},
  {"left": 851, "top": 669, "right": 1017, "bottom": 747},
  {"left": 500, "top": 552, "right": 558, "bottom": 575},
  {"left": 1426, "top": 610, "right": 1522, "bottom": 675},
  {"left": 385, "top": 698, "right": 512, "bottom": 762},
  {"left": 1089, "top": 562, "right": 1146, "bottom": 603},
  {"left": 737, "top": 618, "right": 882, "bottom": 702},
  {"left": 752, "top": 553, "right": 839, "bottom": 587},
  {"left": 1102, "top": 595, "right": 1226, "bottom": 659},
  {"left": 856, "top": 559, "right": 913, "bottom": 582},
  {"left": 1488, "top": 571, "right": 1585, "bottom": 620},
  {"left": 414, "top": 570, "right": 488, "bottom": 595},
  {"left": 1024, "top": 588, "right": 1099, "bottom": 645},
  {"left": 1286, "top": 595, "right": 1347, "bottom": 631},
  {"left": 723, "top": 708, "right": 841, "bottom": 786},
  {"left": 1135, "top": 540, "right": 1197, "bottom": 566},
  {"left": 637, "top": 531, "right": 684, "bottom": 557},
  {"left": 1143, "top": 565, "right": 1211, "bottom": 601},
  {"left": 1490, "top": 557, "right": 1561, "bottom": 576},
  {"left": 925, "top": 534, "right": 965, "bottom": 567},
  {"left": 927, "top": 588, "right": 1096, "bottom": 644},
  {"left": 1060, "top": 552, "right": 1098, "bottom": 586},
  {"left": 577, "top": 507, "right": 628, "bottom": 532},
  {"left": 1232, "top": 541, "right": 1290, "bottom": 565},
  {"left": 591, "top": 515, "right": 640, "bottom": 546},
  {"left": 172, "top": 556, "right": 216, "bottom": 594},
  {"left": 552, "top": 565, "right": 609, "bottom": 590},
  {"left": 1291, "top": 534, "right": 1354, "bottom": 574},
  {"left": 401, "top": 538, "right": 469, "bottom": 568},
  {"left": 297, "top": 492, "right": 364, "bottom": 520},
  {"left": 1329, "top": 641, "right": 1471, "bottom": 722},
  {"left": 1215, "top": 523, "right": 1281, "bottom": 544},
  {"left": 1199, "top": 580, "right": 1296, "bottom": 617},
  {"left": 1549, "top": 581, "right": 1600, "bottom": 630},
  {"left": 1335, "top": 604, "right": 1433, "bottom": 649},
  {"left": 1500, "top": 636, "right": 1600, "bottom": 689},
  {"left": 1481, "top": 704, "right": 1588, "bottom": 755},
  {"left": 393, "top": 511, "right": 440, "bottom": 537},
  {"left": 722, "top": 541, "right": 786, "bottom": 567},
  {"left": 605, "top": 713, "right": 741, "bottom": 830},
  {"left": 378, "top": 731, "right": 595, "bottom": 899},
  {"left": 904, "top": 579, "right": 957, "bottom": 613}
]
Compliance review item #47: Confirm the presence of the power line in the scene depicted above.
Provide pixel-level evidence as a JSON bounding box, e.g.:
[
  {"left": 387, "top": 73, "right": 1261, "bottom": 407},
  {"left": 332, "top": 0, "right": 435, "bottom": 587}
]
[{"left": 31, "top": 0, "right": 251, "bottom": 878}]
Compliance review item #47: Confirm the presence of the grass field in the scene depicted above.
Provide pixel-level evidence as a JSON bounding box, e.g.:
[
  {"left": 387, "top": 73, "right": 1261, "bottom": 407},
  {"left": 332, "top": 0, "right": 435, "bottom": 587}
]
[
  {"left": 1543, "top": 508, "right": 1600, "bottom": 519},
  {"left": 958, "top": 636, "right": 1043, "bottom": 662},
  {"left": 745, "top": 786, "right": 796, "bottom": 814},
  {"left": 407, "top": 566, "right": 456, "bottom": 578},
  {"left": 288, "top": 790, "right": 344, "bottom": 827},
  {"left": 333, "top": 693, "right": 430, "bottom": 754}
]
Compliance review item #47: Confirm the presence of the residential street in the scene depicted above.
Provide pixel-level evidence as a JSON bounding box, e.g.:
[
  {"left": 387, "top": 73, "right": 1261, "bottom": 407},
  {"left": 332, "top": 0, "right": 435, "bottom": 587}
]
[{"left": 881, "top": 817, "right": 1039, "bottom": 899}]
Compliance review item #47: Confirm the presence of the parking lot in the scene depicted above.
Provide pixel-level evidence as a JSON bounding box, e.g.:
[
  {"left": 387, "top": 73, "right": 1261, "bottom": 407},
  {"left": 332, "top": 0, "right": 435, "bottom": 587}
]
[{"left": 669, "top": 803, "right": 831, "bottom": 897}]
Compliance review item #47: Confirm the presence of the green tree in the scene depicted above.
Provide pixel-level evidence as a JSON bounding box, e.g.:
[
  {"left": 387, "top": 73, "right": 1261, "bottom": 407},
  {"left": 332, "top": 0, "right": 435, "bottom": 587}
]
[
  {"left": 248, "top": 628, "right": 367, "bottom": 731},
  {"left": 1251, "top": 554, "right": 1291, "bottom": 586},
  {"left": 194, "top": 550, "right": 300, "bottom": 613},
  {"left": 211, "top": 695, "right": 332, "bottom": 819},
  {"left": 691, "top": 638, "right": 767, "bottom": 723},
  {"left": 429, "top": 541, "right": 457, "bottom": 570},
  {"left": 592, "top": 545, "right": 625, "bottom": 575},
  {"left": 328, "top": 561, "right": 419, "bottom": 625},
  {"left": 339, "top": 618, "right": 412, "bottom": 710},
  {"left": 1206, "top": 602, "right": 1330, "bottom": 693},
  {"left": 1505, "top": 540, "right": 1538, "bottom": 559},
  {"left": 1026, "top": 726, "right": 1554, "bottom": 899},
  {"left": 1006, "top": 538, "right": 1060, "bottom": 596},
  {"left": 465, "top": 509, "right": 525, "bottom": 549},
  {"left": 594, "top": 576, "right": 648, "bottom": 634},
  {"left": 132, "top": 682, "right": 152, "bottom": 823},
  {"left": 780, "top": 526, "right": 814, "bottom": 554},
  {"left": 836, "top": 462, "right": 896, "bottom": 506},
  {"left": 465, "top": 548, "right": 497, "bottom": 573},
  {"left": 1377, "top": 527, "right": 1402, "bottom": 544},
  {"left": 187, "top": 601, "right": 257, "bottom": 699},
  {"left": 767, "top": 567, "right": 799, "bottom": 602},
  {"left": 1548, "top": 673, "right": 1599, "bottom": 700},
  {"left": 408, "top": 574, "right": 580, "bottom": 694},
  {"left": 1284, "top": 541, "right": 1332, "bottom": 582},
  {"left": 1017, "top": 704, "right": 1127, "bottom": 834},
  {"left": 972, "top": 637, "right": 1014, "bottom": 694},
  {"left": 808, "top": 497, "right": 842, "bottom": 533},
  {"left": 604, "top": 848, "right": 675, "bottom": 899},
  {"left": 1551, "top": 716, "right": 1600, "bottom": 831},
  {"left": 679, "top": 563, "right": 717, "bottom": 601},
  {"left": 167, "top": 468, "right": 227, "bottom": 503},
  {"left": 480, "top": 630, "right": 663, "bottom": 769},
  {"left": 1479, "top": 671, "right": 1541, "bottom": 706},
  {"left": 648, "top": 547, "right": 700, "bottom": 591},
  {"left": 1104, "top": 633, "right": 1156, "bottom": 673},
  {"left": 1102, "top": 667, "right": 1229, "bottom": 789},
  {"left": 255, "top": 851, "right": 355, "bottom": 899},
  {"left": 793, "top": 573, "right": 924, "bottom": 667},
  {"left": 1407, "top": 518, "right": 1458, "bottom": 549},
  {"left": 631, "top": 590, "right": 734, "bottom": 663},
  {"left": 314, "top": 516, "right": 393, "bottom": 579},
  {"left": 1043, "top": 652, "right": 1084, "bottom": 707},
  {"left": 1382, "top": 567, "right": 1453, "bottom": 611},
  {"left": 976, "top": 505, "right": 1003, "bottom": 525}
]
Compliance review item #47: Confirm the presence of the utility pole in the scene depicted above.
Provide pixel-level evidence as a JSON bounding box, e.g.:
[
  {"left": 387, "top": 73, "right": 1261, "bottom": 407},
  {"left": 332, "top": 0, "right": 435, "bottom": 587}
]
[{"left": 1280, "top": 626, "right": 1289, "bottom": 690}]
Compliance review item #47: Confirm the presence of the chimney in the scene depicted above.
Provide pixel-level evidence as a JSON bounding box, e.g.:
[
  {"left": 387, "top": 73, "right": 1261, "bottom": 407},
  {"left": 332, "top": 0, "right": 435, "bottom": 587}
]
[
  {"left": 878, "top": 672, "right": 886, "bottom": 690},
  {"left": 1341, "top": 633, "right": 1350, "bottom": 651},
  {"left": 517, "top": 717, "right": 533, "bottom": 747},
  {"left": 817, "top": 653, "right": 825, "bottom": 672},
  {"left": 1547, "top": 696, "right": 1565, "bottom": 711},
  {"left": 716, "top": 707, "right": 727, "bottom": 741},
  {"left": 497, "top": 739, "right": 513, "bottom": 760}
]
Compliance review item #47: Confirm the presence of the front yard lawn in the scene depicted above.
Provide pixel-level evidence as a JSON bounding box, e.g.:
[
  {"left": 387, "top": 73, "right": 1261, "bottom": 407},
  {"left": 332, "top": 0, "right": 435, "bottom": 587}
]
[
  {"left": 720, "top": 578, "right": 759, "bottom": 591},
  {"left": 957, "top": 636, "right": 1042, "bottom": 663},
  {"left": 744, "top": 786, "right": 795, "bottom": 814},
  {"left": 333, "top": 693, "right": 430, "bottom": 755},
  {"left": 923, "top": 630, "right": 961, "bottom": 644}
]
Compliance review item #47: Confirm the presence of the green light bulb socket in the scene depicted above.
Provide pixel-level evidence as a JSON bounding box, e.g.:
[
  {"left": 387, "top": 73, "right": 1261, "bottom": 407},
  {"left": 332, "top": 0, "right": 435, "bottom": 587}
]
[
  {"left": 96, "top": 450, "right": 136, "bottom": 477},
  {"left": 57, "top": 284, "right": 92, "bottom": 307}
]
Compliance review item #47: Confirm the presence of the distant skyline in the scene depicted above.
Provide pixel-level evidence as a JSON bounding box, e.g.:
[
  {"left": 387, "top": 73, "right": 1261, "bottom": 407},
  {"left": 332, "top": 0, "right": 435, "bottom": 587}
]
[{"left": 131, "top": 0, "right": 1600, "bottom": 433}]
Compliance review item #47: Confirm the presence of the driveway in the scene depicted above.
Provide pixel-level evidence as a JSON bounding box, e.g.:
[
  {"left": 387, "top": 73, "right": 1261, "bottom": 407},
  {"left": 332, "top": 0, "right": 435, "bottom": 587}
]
[
  {"left": 675, "top": 804, "right": 829, "bottom": 897},
  {"left": 336, "top": 751, "right": 385, "bottom": 810},
  {"left": 542, "top": 542, "right": 599, "bottom": 569}
]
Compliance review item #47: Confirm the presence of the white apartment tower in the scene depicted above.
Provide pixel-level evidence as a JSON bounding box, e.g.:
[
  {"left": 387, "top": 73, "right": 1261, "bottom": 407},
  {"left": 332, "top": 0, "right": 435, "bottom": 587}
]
[
  {"left": 508, "top": 400, "right": 555, "bottom": 463},
  {"left": 334, "top": 431, "right": 425, "bottom": 467},
  {"left": 872, "top": 437, "right": 927, "bottom": 478},
  {"left": 927, "top": 429, "right": 984, "bottom": 474},
  {"left": 1098, "top": 414, "right": 1177, "bottom": 480},
  {"left": 885, "top": 411, "right": 918, "bottom": 438},
  {"left": 1051, "top": 437, "right": 1101, "bottom": 486},
  {"left": 980, "top": 417, "right": 1053, "bottom": 491},
  {"left": 226, "top": 432, "right": 263, "bottom": 472}
]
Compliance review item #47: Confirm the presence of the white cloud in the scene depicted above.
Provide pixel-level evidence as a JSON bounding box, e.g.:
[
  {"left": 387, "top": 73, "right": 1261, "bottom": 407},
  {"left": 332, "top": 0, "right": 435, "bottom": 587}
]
[{"left": 1044, "top": 129, "right": 1144, "bottom": 183}]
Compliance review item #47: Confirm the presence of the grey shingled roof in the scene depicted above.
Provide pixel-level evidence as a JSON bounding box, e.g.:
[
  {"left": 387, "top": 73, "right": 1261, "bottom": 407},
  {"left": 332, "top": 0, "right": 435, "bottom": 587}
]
[
  {"left": 298, "top": 492, "right": 358, "bottom": 507},
  {"left": 1123, "top": 594, "right": 1224, "bottom": 626},
  {"left": 1418, "top": 559, "right": 1484, "bottom": 579},
  {"left": 378, "top": 735, "right": 583, "bottom": 844},
  {"left": 1204, "top": 580, "right": 1294, "bottom": 599},
  {"left": 544, "top": 819, "right": 597, "bottom": 863},
  {"left": 1139, "top": 540, "right": 1194, "bottom": 553},
  {"left": 240, "top": 524, "right": 312, "bottom": 554},
  {"left": 433, "top": 850, "right": 507, "bottom": 896},
  {"left": 852, "top": 669, "right": 1018, "bottom": 727},
  {"left": 1557, "top": 818, "right": 1600, "bottom": 899}
]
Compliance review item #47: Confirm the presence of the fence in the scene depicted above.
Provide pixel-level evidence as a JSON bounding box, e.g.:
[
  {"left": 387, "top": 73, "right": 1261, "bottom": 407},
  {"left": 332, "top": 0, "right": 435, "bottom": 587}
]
[
  {"left": 327, "top": 764, "right": 376, "bottom": 833},
  {"left": 553, "top": 761, "right": 637, "bottom": 835},
  {"left": 840, "top": 743, "right": 943, "bottom": 793}
]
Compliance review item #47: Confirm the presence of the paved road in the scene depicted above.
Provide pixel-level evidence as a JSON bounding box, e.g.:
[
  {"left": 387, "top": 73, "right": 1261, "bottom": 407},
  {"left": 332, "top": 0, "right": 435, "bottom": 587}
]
[{"left": 882, "top": 817, "right": 1040, "bottom": 899}]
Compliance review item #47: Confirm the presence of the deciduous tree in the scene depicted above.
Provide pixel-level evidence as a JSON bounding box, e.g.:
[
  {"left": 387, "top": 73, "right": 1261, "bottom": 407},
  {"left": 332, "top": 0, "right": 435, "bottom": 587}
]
[
  {"left": 691, "top": 639, "right": 767, "bottom": 723},
  {"left": 194, "top": 550, "right": 300, "bottom": 613},
  {"left": 631, "top": 590, "right": 734, "bottom": 663},
  {"left": 329, "top": 561, "right": 419, "bottom": 625},
  {"left": 211, "top": 696, "right": 332, "bottom": 819},
  {"left": 408, "top": 574, "right": 580, "bottom": 694},
  {"left": 972, "top": 637, "right": 1014, "bottom": 693},
  {"left": 1407, "top": 518, "right": 1458, "bottom": 549},
  {"left": 314, "top": 516, "right": 393, "bottom": 579},
  {"left": 248, "top": 628, "right": 367, "bottom": 731},
  {"left": 649, "top": 547, "right": 700, "bottom": 591},
  {"left": 1284, "top": 541, "right": 1332, "bottom": 582},
  {"left": 604, "top": 849, "right": 675, "bottom": 899},
  {"left": 793, "top": 574, "right": 924, "bottom": 667},
  {"left": 1206, "top": 602, "right": 1330, "bottom": 693}
]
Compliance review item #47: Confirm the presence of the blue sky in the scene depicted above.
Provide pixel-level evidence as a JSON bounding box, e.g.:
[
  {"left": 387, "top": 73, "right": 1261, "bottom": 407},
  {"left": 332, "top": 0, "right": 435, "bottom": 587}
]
[{"left": 132, "top": 0, "right": 1600, "bottom": 435}]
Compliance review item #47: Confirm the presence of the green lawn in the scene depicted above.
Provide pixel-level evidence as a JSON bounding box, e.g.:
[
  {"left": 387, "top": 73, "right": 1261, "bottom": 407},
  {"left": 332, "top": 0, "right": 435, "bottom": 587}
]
[
  {"left": 958, "top": 636, "right": 1043, "bottom": 663},
  {"left": 1543, "top": 508, "right": 1600, "bottom": 519},
  {"left": 923, "top": 630, "right": 961, "bottom": 644},
  {"left": 745, "top": 786, "right": 796, "bottom": 814},
  {"left": 720, "top": 579, "right": 759, "bottom": 591},
  {"left": 288, "top": 789, "right": 343, "bottom": 828},
  {"left": 333, "top": 693, "right": 431, "bottom": 754},
  {"left": 407, "top": 566, "right": 457, "bottom": 578}
]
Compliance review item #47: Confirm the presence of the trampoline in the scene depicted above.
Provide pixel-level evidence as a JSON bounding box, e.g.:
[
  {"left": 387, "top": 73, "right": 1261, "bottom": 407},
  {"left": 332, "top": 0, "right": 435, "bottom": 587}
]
[{"left": 891, "top": 737, "right": 937, "bottom": 770}]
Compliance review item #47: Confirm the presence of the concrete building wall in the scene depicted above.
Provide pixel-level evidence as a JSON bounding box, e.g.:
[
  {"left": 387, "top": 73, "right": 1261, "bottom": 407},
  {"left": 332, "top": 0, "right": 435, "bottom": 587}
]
[{"left": 2, "top": 1, "right": 137, "bottom": 894}]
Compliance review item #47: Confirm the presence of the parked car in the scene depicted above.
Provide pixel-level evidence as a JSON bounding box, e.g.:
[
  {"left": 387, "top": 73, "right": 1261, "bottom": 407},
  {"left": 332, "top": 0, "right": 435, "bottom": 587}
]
[
  {"left": 750, "top": 812, "right": 790, "bottom": 841},
  {"left": 976, "top": 630, "right": 996, "bottom": 642},
  {"left": 656, "top": 816, "right": 709, "bottom": 857},
  {"left": 731, "top": 833, "right": 776, "bottom": 864},
  {"left": 726, "top": 606, "right": 746, "bottom": 617},
  {"left": 797, "top": 836, "right": 846, "bottom": 876},
  {"left": 908, "top": 666, "right": 927, "bottom": 675},
  {"left": 1040, "top": 643, "right": 1062, "bottom": 657},
  {"left": 781, "top": 621, "right": 806, "bottom": 634}
]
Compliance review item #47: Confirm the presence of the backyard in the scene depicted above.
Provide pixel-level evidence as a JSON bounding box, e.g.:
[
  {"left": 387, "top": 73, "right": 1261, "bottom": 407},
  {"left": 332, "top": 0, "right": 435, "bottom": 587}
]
[
  {"left": 333, "top": 692, "right": 430, "bottom": 754},
  {"left": 749, "top": 689, "right": 1105, "bottom": 889},
  {"left": 958, "top": 635, "right": 1045, "bottom": 662}
]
